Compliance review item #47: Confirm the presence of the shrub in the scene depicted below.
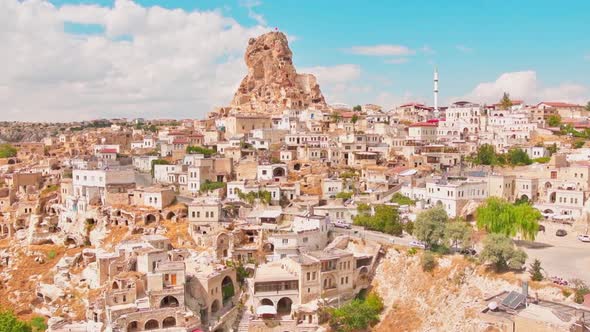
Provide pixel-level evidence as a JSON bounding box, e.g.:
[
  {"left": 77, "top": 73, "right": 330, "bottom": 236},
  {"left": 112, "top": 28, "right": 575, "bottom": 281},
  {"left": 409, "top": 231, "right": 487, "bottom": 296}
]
[
  {"left": 335, "top": 191, "right": 353, "bottom": 200},
  {"left": 529, "top": 259, "right": 544, "bottom": 282},
  {"left": 562, "top": 289, "right": 572, "bottom": 298},
  {"left": 390, "top": 193, "right": 415, "bottom": 206},
  {"left": 46, "top": 250, "right": 57, "bottom": 260},
  {"left": 407, "top": 248, "right": 417, "bottom": 256},
  {"left": 572, "top": 279, "right": 590, "bottom": 304},
  {"left": 421, "top": 251, "right": 437, "bottom": 272}
]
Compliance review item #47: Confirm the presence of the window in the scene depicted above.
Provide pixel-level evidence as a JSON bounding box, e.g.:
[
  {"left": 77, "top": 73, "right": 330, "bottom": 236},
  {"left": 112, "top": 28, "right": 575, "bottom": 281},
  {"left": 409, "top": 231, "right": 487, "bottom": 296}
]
[
  {"left": 282, "top": 239, "right": 288, "bottom": 244},
  {"left": 307, "top": 272, "right": 311, "bottom": 281},
  {"left": 312, "top": 272, "right": 316, "bottom": 280},
  {"left": 303, "top": 237, "right": 308, "bottom": 243}
]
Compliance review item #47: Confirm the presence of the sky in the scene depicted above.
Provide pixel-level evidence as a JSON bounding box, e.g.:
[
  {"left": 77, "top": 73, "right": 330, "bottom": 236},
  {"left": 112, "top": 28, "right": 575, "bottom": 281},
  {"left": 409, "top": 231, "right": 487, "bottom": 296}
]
[{"left": 1, "top": 0, "right": 589, "bottom": 121}]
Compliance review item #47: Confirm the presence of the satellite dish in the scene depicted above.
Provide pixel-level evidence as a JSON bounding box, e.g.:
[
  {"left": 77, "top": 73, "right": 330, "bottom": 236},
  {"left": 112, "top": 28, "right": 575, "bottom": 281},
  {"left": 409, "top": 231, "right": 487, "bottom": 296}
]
[{"left": 488, "top": 302, "right": 498, "bottom": 311}]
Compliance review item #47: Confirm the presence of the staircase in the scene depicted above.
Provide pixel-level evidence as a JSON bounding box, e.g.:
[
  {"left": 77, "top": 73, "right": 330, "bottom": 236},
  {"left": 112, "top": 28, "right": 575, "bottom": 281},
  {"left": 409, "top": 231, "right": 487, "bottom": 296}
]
[{"left": 237, "top": 310, "right": 251, "bottom": 332}]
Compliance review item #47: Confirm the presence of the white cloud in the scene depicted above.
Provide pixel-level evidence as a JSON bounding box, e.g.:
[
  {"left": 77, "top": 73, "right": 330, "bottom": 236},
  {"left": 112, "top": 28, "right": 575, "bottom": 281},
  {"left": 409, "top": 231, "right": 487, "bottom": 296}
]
[
  {"left": 456, "top": 45, "right": 473, "bottom": 53},
  {"left": 301, "top": 64, "right": 370, "bottom": 106},
  {"left": 421, "top": 45, "right": 435, "bottom": 55},
  {"left": 239, "top": 0, "right": 266, "bottom": 25},
  {"left": 349, "top": 44, "right": 415, "bottom": 56},
  {"left": 384, "top": 58, "right": 409, "bottom": 64},
  {"left": 457, "top": 71, "right": 588, "bottom": 105},
  {"left": 0, "top": 0, "right": 269, "bottom": 121},
  {"left": 301, "top": 64, "right": 361, "bottom": 84}
]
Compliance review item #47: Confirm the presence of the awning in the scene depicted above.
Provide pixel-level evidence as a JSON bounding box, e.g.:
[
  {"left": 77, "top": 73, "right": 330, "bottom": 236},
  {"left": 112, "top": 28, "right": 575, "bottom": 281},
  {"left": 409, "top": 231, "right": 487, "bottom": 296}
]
[{"left": 256, "top": 305, "right": 277, "bottom": 316}]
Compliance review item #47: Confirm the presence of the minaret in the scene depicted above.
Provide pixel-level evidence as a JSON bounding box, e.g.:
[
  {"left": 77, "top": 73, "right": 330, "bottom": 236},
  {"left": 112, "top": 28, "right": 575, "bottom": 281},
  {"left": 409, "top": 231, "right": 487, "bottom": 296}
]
[{"left": 433, "top": 66, "right": 439, "bottom": 118}]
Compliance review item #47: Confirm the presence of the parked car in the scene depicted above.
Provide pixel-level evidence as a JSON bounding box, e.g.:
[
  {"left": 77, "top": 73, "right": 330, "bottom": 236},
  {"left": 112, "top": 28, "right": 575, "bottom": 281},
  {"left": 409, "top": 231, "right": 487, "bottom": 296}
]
[
  {"left": 460, "top": 248, "right": 477, "bottom": 256},
  {"left": 409, "top": 240, "right": 426, "bottom": 249},
  {"left": 332, "top": 221, "right": 351, "bottom": 229},
  {"left": 577, "top": 234, "right": 590, "bottom": 242},
  {"left": 556, "top": 229, "right": 567, "bottom": 237}
]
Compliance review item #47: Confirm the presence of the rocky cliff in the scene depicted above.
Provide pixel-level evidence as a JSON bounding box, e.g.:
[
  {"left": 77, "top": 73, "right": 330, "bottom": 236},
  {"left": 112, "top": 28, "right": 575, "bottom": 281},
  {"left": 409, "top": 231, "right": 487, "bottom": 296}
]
[{"left": 231, "top": 32, "right": 327, "bottom": 113}]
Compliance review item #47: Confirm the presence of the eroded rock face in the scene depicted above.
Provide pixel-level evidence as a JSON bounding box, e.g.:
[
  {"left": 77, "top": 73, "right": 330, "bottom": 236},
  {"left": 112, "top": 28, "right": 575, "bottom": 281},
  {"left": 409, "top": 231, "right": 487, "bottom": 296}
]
[{"left": 231, "top": 32, "right": 327, "bottom": 113}]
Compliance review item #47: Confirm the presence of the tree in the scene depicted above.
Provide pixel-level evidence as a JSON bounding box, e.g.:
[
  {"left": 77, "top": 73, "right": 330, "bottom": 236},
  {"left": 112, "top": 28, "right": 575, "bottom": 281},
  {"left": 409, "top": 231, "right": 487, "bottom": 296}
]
[
  {"left": 327, "top": 292, "right": 383, "bottom": 332},
  {"left": 444, "top": 220, "right": 473, "bottom": 250},
  {"left": 480, "top": 234, "right": 527, "bottom": 271},
  {"left": 0, "top": 310, "right": 32, "bottom": 332},
  {"left": 352, "top": 105, "right": 362, "bottom": 112},
  {"left": 351, "top": 114, "right": 359, "bottom": 124},
  {"left": 476, "top": 197, "right": 541, "bottom": 241},
  {"left": 404, "top": 221, "right": 414, "bottom": 235},
  {"left": 414, "top": 206, "right": 448, "bottom": 247},
  {"left": 353, "top": 204, "right": 403, "bottom": 236},
  {"left": 547, "top": 114, "right": 562, "bottom": 127},
  {"left": 0, "top": 144, "right": 17, "bottom": 158},
  {"left": 199, "top": 180, "right": 226, "bottom": 193},
  {"left": 547, "top": 143, "right": 558, "bottom": 155},
  {"left": 474, "top": 144, "right": 497, "bottom": 165},
  {"left": 585, "top": 101, "right": 590, "bottom": 112},
  {"left": 506, "top": 148, "right": 532, "bottom": 166},
  {"left": 529, "top": 259, "right": 544, "bottom": 281},
  {"left": 499, "top": 92, "right": 513, "bottom": 109}
]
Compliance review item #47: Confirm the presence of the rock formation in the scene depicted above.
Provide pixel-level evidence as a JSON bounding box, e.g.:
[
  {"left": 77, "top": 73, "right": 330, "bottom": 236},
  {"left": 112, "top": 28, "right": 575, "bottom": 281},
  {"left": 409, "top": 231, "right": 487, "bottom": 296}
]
[{"left": 231, "top": 31, "right": 327, "bottom": 113}]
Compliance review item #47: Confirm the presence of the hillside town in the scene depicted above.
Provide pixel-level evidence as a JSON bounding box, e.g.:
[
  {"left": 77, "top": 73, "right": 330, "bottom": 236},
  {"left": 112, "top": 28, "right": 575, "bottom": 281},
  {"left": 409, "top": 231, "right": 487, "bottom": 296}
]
[{"left": 1, "top": 31, "right": 590, "bottom": 332}]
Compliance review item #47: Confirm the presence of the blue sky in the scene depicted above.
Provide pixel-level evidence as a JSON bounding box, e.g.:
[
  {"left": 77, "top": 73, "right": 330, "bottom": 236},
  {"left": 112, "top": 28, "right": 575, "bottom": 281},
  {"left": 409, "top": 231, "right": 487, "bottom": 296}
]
[
  {"left": 52, "top": 0, "right": 590, "bottom": 103},
  {"left": 2, "top": 0, "right": 588, "bottom": 121}
]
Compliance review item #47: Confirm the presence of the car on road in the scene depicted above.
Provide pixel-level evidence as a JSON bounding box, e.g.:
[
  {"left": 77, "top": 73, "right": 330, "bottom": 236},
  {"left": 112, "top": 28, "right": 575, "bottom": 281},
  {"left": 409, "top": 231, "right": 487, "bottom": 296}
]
[
  {"left": 332, "top": 221, "right": 352, "bottom": 229},
  {"left": 409, "top": 240, "right": 426, "bottom": 249},
  {"left": 556, "top": 229, "right": 567, "bottom": 237},
  {"left": 578, "top": 234, "right": 590, "bottom": 242},
  {"left": 460, "top": 248, "right": 477, "bottom": 256}
]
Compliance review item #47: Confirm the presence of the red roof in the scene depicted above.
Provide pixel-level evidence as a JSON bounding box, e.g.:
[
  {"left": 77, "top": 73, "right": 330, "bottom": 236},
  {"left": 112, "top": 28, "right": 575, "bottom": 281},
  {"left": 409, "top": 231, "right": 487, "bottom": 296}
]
[
  {"left": 409, "top": 122, "right": 437, "bottom": 127},
  {"left": 537, "top": 101, "right": 580, "bottom": 108},
  {"left": 99, "top": 149, "right": 117, "bottom": 154},
  {"left": 173, "top": 138, "right": 189, "bottom": 144}
]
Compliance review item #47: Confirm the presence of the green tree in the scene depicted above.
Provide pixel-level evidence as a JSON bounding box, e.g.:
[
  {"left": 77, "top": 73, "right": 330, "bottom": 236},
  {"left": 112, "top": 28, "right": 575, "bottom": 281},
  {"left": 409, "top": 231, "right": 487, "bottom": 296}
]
[
  {"left": 353, "top": 205, "right": 403, "bottom": 236},
  {"left": 444, "top": 220, "right": 473, "bottom": 250},
  {"left": 0, "top": 144, "right": 17, "bottom": 158},
  {"left": 476, "top": 197, "right": 541, "bottom": 241},
  {"left": 414, "top": 206, "right": 448, "bottom": 247},
  {"left": 547, "top": 143, "right": 558, "bottom": 155},
  {"left": 506, "top": 148, "right": 532, "bottom": 166},
  {"left": 404, "top": 220, "right": 414, "bottom": 235},
  {"left": 499, "top": 92, "right": 513, "bottom": 109},
  {"left": 547, "top": 114, "right": 562, "bottom": 127},
  {"left": 585, "top": 101, "right": 590, "bottom": 112},
  {"left": 474, "top": 144, "right": 497, "bottom": 165},
  {"left": 352, "top": 105, "right": 362, "bottom": 112},
  {"left": 327, "top": 292, "right": 383, "bottom": 332},
  {"left": 479, "top": 234, "right": 527, "bottom": 271},
  {"left": 351, "top": 114, "right": 359, "bottom": 124},
  {"left": 0, "top": 310, "right": 32, "bottom": 332},
  {"left": 529, "top": 259, "right": 544, "bottom": 281}
]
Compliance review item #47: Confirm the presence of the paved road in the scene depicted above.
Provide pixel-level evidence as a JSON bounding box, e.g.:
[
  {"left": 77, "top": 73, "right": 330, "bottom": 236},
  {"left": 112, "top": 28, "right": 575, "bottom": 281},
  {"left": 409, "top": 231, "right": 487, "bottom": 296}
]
[
  {"left": 517, "top": 222, "right": 590, "bottom": 284},
  {"left": 332, "top": 225, "right": 416, "bottom": 247}
]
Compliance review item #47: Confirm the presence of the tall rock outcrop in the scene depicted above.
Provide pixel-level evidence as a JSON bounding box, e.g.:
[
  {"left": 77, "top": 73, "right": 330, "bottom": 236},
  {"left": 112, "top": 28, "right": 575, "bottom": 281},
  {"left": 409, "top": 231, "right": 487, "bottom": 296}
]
[{"left": 231, "top": 32, "right": 327, "bottom": 113}]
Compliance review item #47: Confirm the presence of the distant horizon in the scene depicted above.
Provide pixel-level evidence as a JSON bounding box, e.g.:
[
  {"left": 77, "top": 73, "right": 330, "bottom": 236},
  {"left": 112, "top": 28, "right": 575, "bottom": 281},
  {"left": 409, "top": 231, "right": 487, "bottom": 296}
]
[{"left": 2, "top": 0, "right": 589, "bottom": 121}]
